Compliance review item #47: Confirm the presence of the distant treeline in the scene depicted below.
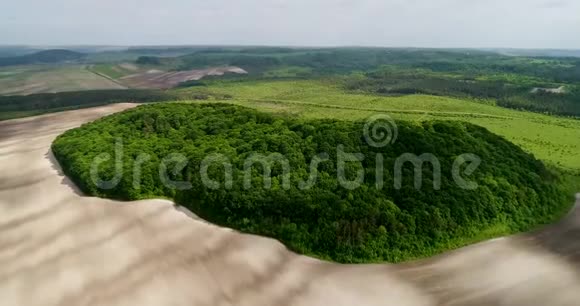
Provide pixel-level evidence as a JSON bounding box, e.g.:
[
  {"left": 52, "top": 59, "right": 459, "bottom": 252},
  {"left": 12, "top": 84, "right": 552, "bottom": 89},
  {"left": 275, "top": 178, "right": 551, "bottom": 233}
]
[
  {"left": 138, "top": 48, "right": 580, "bottom": 83},
  {"left": 140, "top": 48, "right": 580, "bottom": 116},
  {"left": 345, "top": 68, "right": 580, "bottom": 117},
  {"left": 0, "top": 89, "right": 218, "bottom": 120},
  {"left": 3, "top": 47, "right": 580, "bottom": 118}
]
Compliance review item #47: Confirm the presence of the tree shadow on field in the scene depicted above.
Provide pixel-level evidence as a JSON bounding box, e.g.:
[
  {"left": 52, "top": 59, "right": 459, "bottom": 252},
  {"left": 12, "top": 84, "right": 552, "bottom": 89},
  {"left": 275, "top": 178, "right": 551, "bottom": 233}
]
[
  {"left": 45, "top": 148, "right": 84, "bottom": 197},
  {"left": 525, "top": 195, "right": 580, "bottom": 267}
]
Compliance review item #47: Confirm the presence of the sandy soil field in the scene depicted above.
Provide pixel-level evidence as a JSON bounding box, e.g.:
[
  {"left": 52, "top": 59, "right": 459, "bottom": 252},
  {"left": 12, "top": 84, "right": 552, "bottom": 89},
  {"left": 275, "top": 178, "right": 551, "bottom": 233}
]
[{"left": 0, "top": 104, "right": 579, "bottom": 306}]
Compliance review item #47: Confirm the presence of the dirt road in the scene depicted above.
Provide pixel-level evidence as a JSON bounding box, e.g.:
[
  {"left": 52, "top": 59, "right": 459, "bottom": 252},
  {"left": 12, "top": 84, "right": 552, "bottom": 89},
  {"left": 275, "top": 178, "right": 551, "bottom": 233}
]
[{"left": 1, "top": 104, "right": 579, "bottom": 306}]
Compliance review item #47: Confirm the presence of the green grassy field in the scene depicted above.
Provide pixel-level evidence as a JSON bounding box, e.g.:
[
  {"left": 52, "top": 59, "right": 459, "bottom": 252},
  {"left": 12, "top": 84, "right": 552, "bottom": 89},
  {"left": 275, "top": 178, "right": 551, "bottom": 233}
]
[
  {"left": 0, "top": 65, "right": 126, "bottom": 95},
  {"left": 263, "top": 66, "right": 314, "bottom": 78},
  {"left": 178, "top": 80, "right": 580, "bottom": 170},
  {"left": 87, "top": 63, "right": 149, "bottom": 80},
  {"left": 89, "top": 64, "right": 130, "bottom": 80}
]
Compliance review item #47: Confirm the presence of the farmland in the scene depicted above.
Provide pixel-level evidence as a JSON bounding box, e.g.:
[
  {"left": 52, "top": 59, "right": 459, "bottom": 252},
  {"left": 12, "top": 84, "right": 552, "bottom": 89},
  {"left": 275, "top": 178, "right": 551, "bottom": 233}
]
[
  {"left": 0, "top": 65, "right": 126, "bottom": 95},
  {"left": 0, "top": 63, "right": 247, "bottom": 96},
  {"left": 3, "top": 45, "right": 580, "bottom": 304},
  {"left": 1, "top": 47, "right": 579, "bottom": 171}
]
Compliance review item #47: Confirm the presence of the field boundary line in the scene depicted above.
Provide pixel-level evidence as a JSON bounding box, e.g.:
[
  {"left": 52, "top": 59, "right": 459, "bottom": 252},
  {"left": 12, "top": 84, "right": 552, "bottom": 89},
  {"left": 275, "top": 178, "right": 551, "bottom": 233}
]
[
  {"left": 241, "top": 98, "right": 516, "bottom": 119},
  {"left": 85, "top": 65, "right": 129, "bottom": 89}
]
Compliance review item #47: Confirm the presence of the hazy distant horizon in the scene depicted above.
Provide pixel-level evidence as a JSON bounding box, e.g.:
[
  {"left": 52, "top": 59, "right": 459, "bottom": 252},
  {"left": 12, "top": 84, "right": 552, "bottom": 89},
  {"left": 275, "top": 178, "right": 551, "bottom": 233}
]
[
  {"left": 2, "top": 0, "right": 579, "bottom": 49},
  {"left": 2, "top": 45, "right": 580, "bottom": 52}
]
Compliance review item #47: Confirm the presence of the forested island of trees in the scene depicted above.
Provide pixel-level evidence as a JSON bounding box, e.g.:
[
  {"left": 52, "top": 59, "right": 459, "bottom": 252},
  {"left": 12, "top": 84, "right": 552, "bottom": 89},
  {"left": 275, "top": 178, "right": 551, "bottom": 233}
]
[{"left": 52, "top": 103, "right": 574, "bottom": 262}]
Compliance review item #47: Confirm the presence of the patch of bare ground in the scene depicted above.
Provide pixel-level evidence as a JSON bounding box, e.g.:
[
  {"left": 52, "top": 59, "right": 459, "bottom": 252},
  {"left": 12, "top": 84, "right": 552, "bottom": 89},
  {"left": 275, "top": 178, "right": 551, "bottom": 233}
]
[
  {"left": 118, "top": 63, "right": 138, "bottom": 71},
  {"left": 120, "top": 66, "right": 248, "bottom": 89},
  {"left": 531, "top": 86, "right": 567, "bottom": 94},
  {"left": 0, "top": 104, "right": 579, "bottom": 306}
]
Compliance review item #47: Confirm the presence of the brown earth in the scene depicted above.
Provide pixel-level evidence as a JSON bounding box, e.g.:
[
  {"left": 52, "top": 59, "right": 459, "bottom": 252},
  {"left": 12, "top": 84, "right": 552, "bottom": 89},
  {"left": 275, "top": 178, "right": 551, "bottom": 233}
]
[
  {"left": 120, "top": 67, "right": 247, "bottom": 89},
  {"left": 0, "top": 104, "right": 579, "bottom": 306}
]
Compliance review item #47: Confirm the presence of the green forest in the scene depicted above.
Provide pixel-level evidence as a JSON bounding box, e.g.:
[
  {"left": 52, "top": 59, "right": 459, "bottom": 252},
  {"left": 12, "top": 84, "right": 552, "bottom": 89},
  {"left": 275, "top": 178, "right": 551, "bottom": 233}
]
[
  {"left": 344, "top": 67, "right": 580, "bottom": 117},
  {"left": 52, "top": 103, "right": 575, "bottom": 263}
]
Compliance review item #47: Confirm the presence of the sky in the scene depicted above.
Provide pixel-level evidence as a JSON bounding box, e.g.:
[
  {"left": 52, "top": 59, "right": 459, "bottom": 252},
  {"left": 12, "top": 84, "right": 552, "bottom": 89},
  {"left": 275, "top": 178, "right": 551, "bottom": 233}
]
[{"left": 1, "top": 0, "right": 579, "bottom": 49}]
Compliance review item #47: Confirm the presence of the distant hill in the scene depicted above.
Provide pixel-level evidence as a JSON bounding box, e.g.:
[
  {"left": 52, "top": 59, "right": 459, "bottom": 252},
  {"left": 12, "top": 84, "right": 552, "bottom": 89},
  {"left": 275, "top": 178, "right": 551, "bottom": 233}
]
[
  {"left": 0, "top": 46, "right": 39, "bottom": 58},
  {"left": 486, "top": 48, "right": 580, "bottom": 58},
  {"left": 0, "top": 49, "right": 86, "bottom": 67}
]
